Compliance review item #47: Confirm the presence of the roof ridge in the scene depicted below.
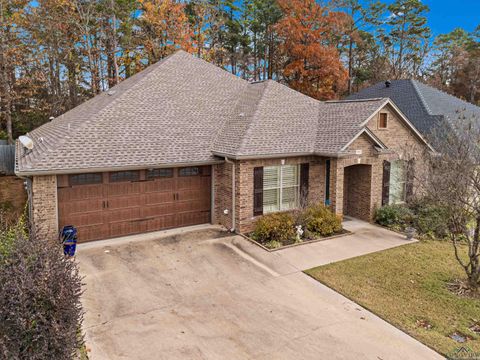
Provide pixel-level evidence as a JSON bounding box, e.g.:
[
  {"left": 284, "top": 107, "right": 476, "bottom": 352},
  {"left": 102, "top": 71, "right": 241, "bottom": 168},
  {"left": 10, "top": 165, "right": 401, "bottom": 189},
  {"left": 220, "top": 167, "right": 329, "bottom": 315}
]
[
  {"left": 326, "top": 97, "right": 385, "bottom": 103},
  {"left": 412, "top": 79, "right": 480, "bottom": 112},
  {"left": 237, "top": 81, "right": 270, "bottom": 154},
  {"left": 410, "top": 79, "right": 436, "bottom": 116}
]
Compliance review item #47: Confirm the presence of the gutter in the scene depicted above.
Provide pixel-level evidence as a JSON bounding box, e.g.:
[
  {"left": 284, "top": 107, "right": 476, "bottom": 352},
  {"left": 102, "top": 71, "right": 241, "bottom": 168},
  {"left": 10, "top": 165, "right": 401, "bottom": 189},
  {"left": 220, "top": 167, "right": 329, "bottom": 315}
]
[
  {"left": 15, "top": 159, "right": 224, "bottom": 177},
  {"left": 212, "top": 151, "right": 343, "bottom": 160},
  {"left": 224, "top": 157, "right": 236, "bottom": 232}
]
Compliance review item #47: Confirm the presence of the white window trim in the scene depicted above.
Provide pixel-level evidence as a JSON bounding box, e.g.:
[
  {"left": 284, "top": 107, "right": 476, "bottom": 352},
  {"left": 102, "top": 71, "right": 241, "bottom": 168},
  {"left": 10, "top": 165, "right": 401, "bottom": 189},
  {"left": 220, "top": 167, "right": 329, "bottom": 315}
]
[{"left": 263, "top": 165, "right": 300, "bottom": 214}]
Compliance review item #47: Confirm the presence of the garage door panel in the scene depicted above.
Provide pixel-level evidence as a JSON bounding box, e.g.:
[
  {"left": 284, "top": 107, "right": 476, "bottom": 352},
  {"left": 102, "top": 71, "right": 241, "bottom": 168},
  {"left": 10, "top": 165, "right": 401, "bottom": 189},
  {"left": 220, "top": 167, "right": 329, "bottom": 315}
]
[
  {"left": 176, "top": 177, "right": 210, "bottom": 190},
  {"left": 107, "top": 195, "right": 143, "bottom": 210},
  {"left": 110, "top": 220, "right": 147, "bottom": 238},
  {"left": 107, "top": 208, "right": 142, "bottom": 223},
  {"left": 177, "top": 189, "right": 210, "bottom": 202},
  {"left": 141, "top": 203, "right": 176, "bottom": 218},
  {"left": 176, "top": 211, "right": 211, "bottom": 227},
  {"left": 76, "top": 224, "right": 110, "bottom": 242},
  {"left": 58, "top": 185, "right": 104, "bottom": 201},
  {"left": 58, "top": 198, "right": 103, "bottom": 215},
  {"left": 60, "top": 211, "right": 105, "bottom": 228},
  {"left": 176, "top": 200, "right": 209, "bottom": 212},
  {"left": 144, "top": 179, "right": 175, "bottom": 193},
  {"left": 145, "top": 192, "right": 175, "bottom": 205},
  {"left": 146, "top": 215, "right": 177, "bottom": 232},
  {"left": 106, "top": 182, "right": 142, "bottom": 197}
]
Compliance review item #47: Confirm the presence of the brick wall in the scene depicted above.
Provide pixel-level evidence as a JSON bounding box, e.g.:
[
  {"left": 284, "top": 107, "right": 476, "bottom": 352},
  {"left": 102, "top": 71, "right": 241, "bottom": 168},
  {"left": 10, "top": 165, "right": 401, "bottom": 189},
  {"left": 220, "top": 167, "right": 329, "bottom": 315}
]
[
  {"left": 31, "top": 175, "right": 58, "bottom": 241},
  {"left": 0, "top": 176, "right": 27, "bottom": 215},
  {"left": 214, "top": 162, "right": 234, "bottom": 230},
  {"left": 234, "top": 156, "right": 326, "bottom": 233}
]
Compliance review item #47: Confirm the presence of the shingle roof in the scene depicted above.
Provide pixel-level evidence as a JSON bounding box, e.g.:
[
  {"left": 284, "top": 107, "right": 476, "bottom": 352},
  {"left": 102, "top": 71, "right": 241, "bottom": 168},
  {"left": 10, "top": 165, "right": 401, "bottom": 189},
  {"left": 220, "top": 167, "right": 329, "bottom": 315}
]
[
  {"left": 17, "top": 51, "right": 247, "bottom": 174},
  {"left": 16, "top": 51, "right": 419, "bottom": 175},
  {"left": 316, "top": 99, "right": 389, "bottom": 153},
  {"left": 347, "top": 79, "right": 480, "bottom": 137}
]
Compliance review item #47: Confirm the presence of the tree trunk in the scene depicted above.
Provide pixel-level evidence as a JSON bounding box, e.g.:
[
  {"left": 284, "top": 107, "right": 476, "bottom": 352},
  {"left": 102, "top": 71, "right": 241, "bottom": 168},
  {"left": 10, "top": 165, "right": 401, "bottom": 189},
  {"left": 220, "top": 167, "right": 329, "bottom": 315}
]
[
  {"left": 0, "top": 7, "right": 13, "bottom": 144},
  {"left": 347, "top": 36, "right": 353, "bottom": 95}
]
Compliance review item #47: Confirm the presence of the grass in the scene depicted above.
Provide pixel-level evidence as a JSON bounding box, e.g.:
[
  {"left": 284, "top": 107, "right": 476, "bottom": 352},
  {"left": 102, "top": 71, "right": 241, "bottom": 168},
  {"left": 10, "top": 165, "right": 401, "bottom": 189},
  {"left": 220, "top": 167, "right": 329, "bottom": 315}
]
[{"left": 305, "top": 241, "right": 480, "bottom": 356}]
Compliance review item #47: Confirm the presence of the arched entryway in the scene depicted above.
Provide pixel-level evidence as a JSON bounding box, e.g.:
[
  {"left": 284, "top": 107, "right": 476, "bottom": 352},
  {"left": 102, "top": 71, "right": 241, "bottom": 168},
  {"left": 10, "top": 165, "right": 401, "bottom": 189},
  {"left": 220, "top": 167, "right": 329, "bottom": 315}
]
[{"left": 343, "top": 164, "right": 372, "bottom": 221}]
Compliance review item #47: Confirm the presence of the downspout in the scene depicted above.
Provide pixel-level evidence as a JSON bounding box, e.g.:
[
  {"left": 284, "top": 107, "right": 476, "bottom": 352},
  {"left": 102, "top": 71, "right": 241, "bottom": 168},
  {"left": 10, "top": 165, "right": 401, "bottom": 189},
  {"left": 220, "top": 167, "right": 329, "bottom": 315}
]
[
  {"left": 16, "top": 174, "right": 33, "bottom": 233},
  {"left": 224, "top": 157, "right": 236, "bottom": 232}
]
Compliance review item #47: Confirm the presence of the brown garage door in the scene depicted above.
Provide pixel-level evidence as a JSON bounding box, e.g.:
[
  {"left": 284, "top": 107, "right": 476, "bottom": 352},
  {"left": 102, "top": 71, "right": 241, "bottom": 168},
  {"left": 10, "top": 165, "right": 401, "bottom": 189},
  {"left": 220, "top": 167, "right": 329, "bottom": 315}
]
[{"left": 57, "top": 166, "right": 211, "bottom": 242}]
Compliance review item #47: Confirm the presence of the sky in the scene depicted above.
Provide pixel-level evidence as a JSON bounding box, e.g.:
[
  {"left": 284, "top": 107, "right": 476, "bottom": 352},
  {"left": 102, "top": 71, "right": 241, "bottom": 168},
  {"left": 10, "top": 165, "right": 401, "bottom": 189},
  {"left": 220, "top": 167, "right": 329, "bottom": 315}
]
[{"left": 377, "top": 0, "right": 480, "bottom": 36}]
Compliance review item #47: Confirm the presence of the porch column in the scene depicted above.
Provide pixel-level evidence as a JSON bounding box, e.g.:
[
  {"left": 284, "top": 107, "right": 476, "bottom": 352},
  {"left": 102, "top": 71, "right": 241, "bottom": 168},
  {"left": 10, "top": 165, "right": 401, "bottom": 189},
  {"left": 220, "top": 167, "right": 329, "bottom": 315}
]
[{"left": 329, "top": 159, "right": 344, "bottom": 217}]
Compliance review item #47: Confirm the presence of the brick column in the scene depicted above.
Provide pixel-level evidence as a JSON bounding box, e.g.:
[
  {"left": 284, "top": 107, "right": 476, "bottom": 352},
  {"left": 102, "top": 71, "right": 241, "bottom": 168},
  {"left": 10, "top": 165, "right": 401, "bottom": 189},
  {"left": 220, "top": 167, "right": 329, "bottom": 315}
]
[
  {"left": 329, "top": 159, "right": 344, "bottom": 217},
  {"left": 31, "top": 175, "right": 58, "bottom": 241}
]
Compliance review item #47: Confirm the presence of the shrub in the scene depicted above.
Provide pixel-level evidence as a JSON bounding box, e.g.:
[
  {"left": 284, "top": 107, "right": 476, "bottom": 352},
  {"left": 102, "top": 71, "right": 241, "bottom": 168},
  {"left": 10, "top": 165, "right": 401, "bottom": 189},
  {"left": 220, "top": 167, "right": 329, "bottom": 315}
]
[
  {"left": 0, "top": 230, "right": 84, "bottom": 359},
  {"left": 409, "top": 200, "right": 449, "bottom": 240},
  {"left": 299, "top": 204, "right": 342, "bottom": 237},
  {"left": 375, "top": 204, "right": 413, "bottom": 229},
  {"left": 251, "top": 212, "right": 296, "bottom": 245}
]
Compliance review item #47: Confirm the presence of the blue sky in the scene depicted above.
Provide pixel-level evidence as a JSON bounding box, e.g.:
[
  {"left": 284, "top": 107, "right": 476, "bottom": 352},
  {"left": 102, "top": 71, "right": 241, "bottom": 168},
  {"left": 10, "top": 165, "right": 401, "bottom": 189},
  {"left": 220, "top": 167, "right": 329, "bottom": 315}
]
[{"left": 377, "top": 0, "right": 479, "bottom": 36}]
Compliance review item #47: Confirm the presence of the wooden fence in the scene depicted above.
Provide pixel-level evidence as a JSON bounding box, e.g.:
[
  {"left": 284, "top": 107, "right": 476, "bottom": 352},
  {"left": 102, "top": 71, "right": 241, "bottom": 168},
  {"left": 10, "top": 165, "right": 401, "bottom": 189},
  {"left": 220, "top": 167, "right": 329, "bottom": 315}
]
[{"left": 0, "top": 145, "right": 15, "bottom": 175}]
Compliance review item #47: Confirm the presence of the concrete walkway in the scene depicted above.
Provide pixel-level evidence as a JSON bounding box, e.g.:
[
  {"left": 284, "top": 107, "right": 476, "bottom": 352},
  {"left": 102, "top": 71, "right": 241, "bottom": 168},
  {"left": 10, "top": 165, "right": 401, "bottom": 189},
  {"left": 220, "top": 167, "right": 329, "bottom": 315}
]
[
  {"left": 77, "top": 221, "right": 440, "bottom": 360},
  {"left": 269, "top": 217, "right": 416, "bottom": 271}
]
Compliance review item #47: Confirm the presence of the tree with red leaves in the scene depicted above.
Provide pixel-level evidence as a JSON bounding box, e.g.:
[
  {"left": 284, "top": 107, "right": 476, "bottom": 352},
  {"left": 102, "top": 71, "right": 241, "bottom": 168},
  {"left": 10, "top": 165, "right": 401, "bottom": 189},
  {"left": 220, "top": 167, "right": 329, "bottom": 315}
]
[{"left": 275, "top": 0, "right": 348, "bottom": 100}]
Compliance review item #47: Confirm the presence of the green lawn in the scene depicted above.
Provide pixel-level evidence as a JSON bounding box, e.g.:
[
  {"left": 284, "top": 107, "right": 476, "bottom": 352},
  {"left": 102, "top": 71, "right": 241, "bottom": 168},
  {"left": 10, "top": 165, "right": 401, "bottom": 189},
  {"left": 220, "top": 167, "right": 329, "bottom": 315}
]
[{"left": 305, "top": 241, "right": 480, "bottom": 356}]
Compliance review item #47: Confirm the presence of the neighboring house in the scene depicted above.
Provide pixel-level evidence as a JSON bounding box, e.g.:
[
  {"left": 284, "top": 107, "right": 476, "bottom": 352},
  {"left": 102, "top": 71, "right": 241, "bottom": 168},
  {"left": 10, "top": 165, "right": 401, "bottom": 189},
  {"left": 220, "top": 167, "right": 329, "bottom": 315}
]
[
  {"left": 15, "top": 51, "right": 433, "bottom": 243},
  {"left": 347, "top": 79, "right": 480, "bottom": 139}
]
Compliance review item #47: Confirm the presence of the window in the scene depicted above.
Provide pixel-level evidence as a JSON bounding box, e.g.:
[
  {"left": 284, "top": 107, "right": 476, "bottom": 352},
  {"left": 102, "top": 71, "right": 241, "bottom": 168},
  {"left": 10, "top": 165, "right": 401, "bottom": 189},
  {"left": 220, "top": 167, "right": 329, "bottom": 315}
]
[
  {"left": 263, "top": 165, "right": 299, "bottom": 213},
  {"left": 389, "top": 160, "right": 406, "bottom": 204},
  {"left": 179, "top": 167, "right": 200, "bottom": 176},
  {"left": 379, "top": 113, "right": 388, "bottom": 129},
  {"left": 147, "top": 168, "right": 173, "bottom": 179},
  {"left": 109, "top": 171, "right": 139, "bottom": 183},
  {"left": 69, "top": 173, "right": 102, "bottom": 186}
]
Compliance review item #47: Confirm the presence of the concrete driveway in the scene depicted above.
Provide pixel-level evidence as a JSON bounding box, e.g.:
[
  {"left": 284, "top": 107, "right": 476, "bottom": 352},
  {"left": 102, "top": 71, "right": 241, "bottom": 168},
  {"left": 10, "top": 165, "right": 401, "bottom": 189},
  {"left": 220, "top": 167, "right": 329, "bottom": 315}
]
[{"left": 77, "top": 224, "right": 441, "bottom": 360}]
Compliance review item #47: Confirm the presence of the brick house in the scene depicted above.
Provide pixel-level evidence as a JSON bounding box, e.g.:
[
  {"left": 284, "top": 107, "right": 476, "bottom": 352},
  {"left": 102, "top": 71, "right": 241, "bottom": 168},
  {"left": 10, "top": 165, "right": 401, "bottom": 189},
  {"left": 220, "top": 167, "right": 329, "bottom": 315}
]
[{"left": 15, "top": 51, "right": 434, "bottom": 243}]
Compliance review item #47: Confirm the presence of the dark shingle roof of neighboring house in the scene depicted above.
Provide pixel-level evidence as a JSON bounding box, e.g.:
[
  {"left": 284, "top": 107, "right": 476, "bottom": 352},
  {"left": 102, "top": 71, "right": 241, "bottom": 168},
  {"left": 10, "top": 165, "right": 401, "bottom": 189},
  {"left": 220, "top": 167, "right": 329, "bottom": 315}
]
[
  {"left": 347, "top": 79, "right": 480, "bottom": 137},
  {"left": 16, "top": 51, "right": 430, "bottom": 175}
]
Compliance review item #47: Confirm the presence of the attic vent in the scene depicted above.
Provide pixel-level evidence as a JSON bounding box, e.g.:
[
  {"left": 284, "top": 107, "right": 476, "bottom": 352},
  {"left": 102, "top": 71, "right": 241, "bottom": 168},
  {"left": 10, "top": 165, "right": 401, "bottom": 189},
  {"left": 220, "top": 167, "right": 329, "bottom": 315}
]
[{"left": 385, "top": 80, "right": 391, "bottom": 88}]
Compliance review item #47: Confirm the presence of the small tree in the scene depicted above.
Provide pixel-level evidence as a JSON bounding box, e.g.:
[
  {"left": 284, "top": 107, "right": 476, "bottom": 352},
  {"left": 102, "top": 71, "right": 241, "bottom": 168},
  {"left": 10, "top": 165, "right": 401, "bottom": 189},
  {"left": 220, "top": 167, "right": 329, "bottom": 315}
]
[
  {"left": 425, "top": 114, "right": 480, "bottom": 292},
  {"left": 0, "top": 226, "right": 84, "bottom": 358}
]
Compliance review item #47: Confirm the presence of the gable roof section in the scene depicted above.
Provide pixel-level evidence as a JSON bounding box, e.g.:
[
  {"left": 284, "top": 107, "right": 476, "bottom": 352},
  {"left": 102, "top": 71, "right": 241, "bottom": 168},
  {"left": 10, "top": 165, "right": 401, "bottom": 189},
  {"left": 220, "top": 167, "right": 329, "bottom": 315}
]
[
  {"left": 315, "top": 98, "right": 389, "bottom": 154},
  {"left": 212, "top": 80, "right": 319, "bottom": 157},
  {"left": 17, "top": 51, "right": 248, "bottom": 175},
  {"left": 347, "top": 79, "right": 480, "bottom": 137},
  {"left": 16, "top": 52, "right": 434, "bottom": 175}
]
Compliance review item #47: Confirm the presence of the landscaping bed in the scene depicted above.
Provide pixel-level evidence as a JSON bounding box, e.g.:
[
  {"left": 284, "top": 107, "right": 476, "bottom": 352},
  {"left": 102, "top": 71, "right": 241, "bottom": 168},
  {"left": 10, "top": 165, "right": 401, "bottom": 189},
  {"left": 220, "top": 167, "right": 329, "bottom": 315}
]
[
  {"left": 305, "top": 241, "right": 480, "bottom": 356},
  {"left": 245, "top": 204, "right": 347, "bottom": 250}
]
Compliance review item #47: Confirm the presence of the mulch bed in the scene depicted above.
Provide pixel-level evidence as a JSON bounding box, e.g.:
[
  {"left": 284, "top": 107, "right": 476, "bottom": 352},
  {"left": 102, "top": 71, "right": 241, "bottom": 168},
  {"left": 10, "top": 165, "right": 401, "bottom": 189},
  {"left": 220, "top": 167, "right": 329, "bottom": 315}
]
[{"left": 241, "top": 229, "right": 351, "bottom": 252}]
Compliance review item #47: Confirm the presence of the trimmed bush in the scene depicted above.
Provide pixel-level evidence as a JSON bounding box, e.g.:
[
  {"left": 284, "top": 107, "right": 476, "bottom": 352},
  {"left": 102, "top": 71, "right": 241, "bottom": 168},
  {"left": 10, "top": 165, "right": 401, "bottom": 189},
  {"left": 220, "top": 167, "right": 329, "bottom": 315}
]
[
  {"left": 299, "top": 204, "right": 342, "bottom": 237},
  {"left": 375, "top": 204, "right": 413, "bottom": 229},
  {"left": 409, "top": 200, "right": 449, "bottom": 240},
  {"left": 251, "top": 212, "right": 296, "bottom": 245},
  {"left": 0, "top": 230, "right": 84, "bottom": 359}
]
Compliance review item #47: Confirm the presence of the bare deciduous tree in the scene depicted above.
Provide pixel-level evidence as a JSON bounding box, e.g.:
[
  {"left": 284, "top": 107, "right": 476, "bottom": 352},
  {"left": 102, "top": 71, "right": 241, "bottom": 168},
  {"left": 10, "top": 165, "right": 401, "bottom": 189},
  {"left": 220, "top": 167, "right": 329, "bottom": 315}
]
[{"left": 423, "top": 113, "right": 480, "bottom": 292}]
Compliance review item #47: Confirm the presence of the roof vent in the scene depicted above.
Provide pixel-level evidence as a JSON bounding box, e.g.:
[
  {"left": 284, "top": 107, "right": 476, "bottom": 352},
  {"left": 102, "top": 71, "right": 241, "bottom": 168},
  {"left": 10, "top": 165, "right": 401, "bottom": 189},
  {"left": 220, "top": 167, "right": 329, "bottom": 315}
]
[
  {"left": 107, "top": 90, "right": 116, "bottom": 96},
  {"left": 385, "top": 80, "right": 391, "bottom": 88},
  {"left": 49, "top": 116, "right": 54, "bottom": 121}
]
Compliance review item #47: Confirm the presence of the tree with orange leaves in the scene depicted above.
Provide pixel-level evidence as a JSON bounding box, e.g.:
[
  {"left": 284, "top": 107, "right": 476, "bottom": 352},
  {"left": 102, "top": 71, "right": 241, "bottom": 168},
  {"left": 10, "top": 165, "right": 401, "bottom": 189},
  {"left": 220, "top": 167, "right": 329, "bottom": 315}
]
[
  {"left": 275, "top": 0, "right": 348, "bottom": 100},
  {"left": 138, "top": 0, "right": 194, "bottom": 64}
]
